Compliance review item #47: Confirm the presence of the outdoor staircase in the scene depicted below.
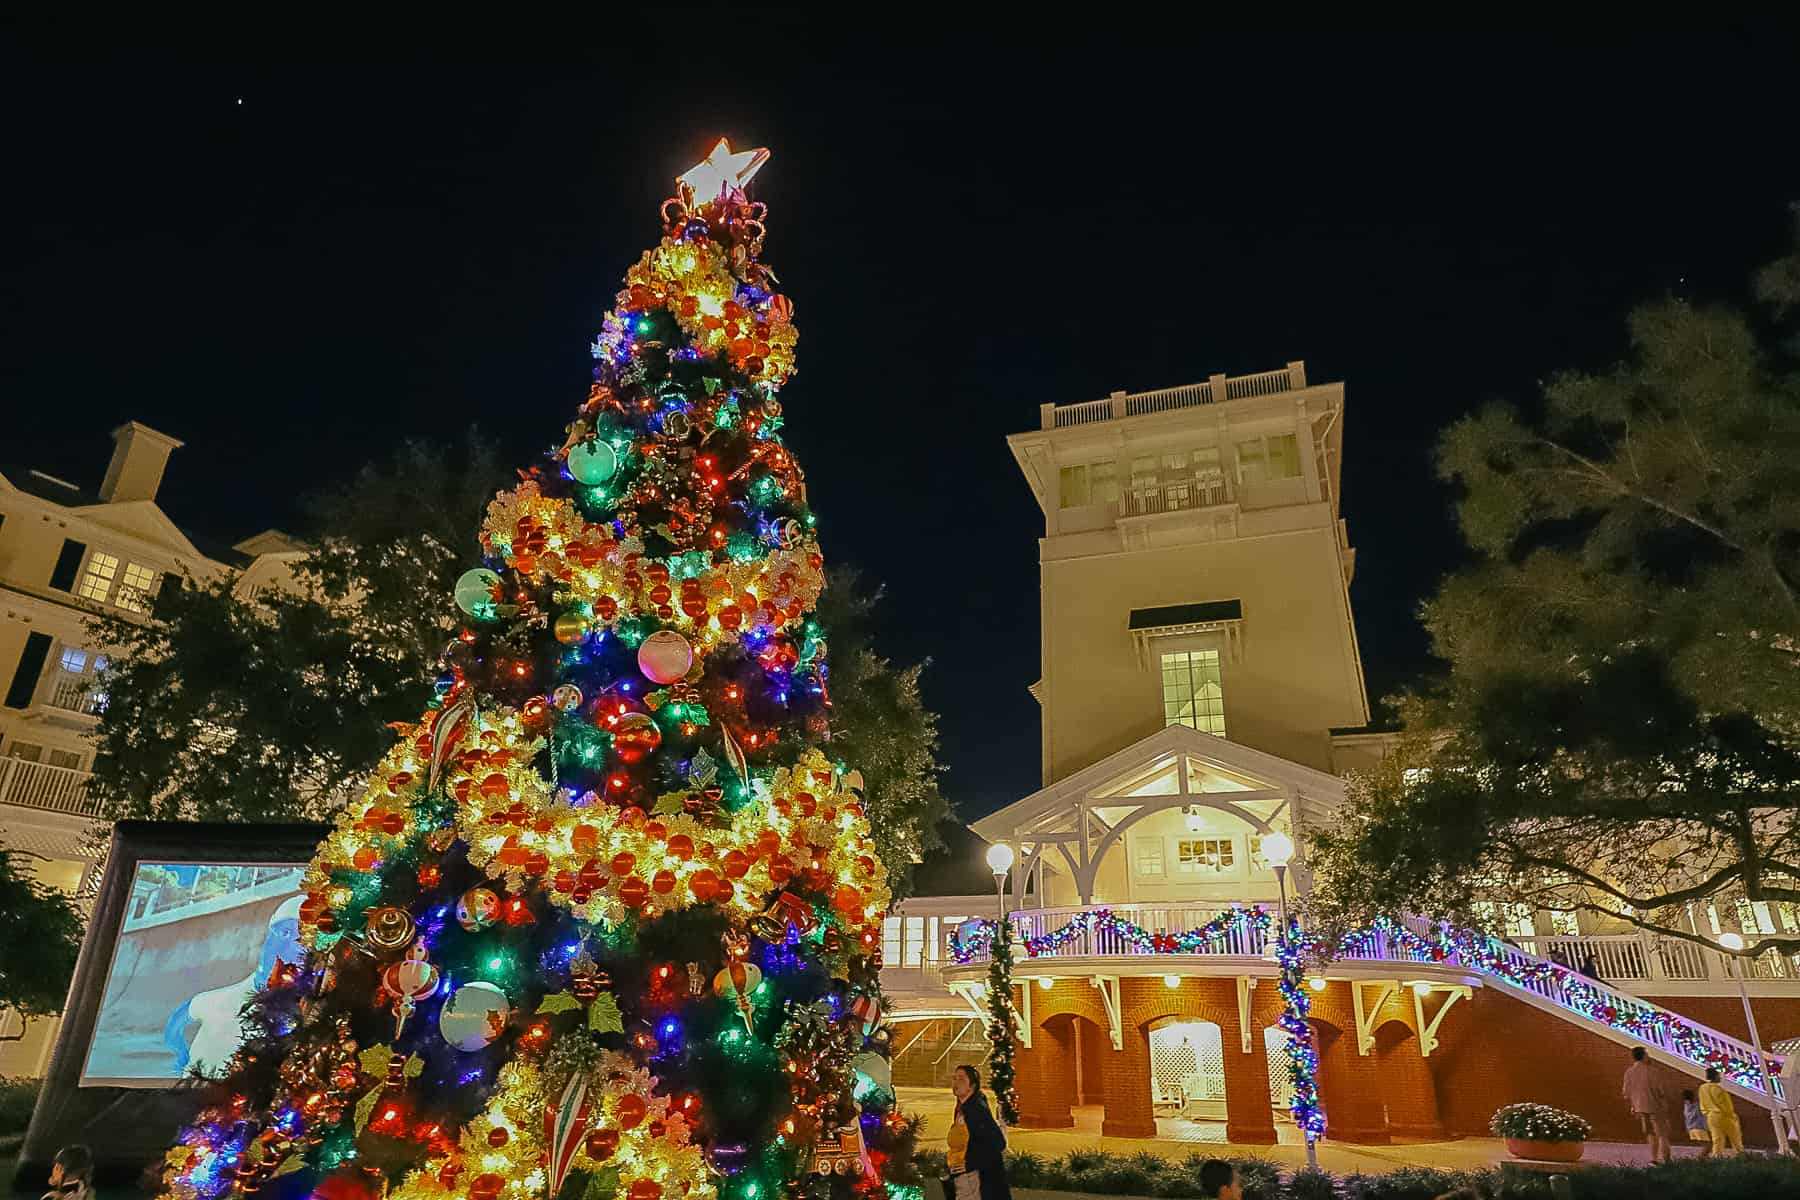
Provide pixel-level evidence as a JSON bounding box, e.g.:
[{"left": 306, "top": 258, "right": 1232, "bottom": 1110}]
[{"left": 1378, "top": 917, "right": 1789, "bottom": 1112}]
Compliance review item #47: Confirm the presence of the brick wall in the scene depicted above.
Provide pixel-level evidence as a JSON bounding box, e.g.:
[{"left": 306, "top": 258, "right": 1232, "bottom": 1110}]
[
  {"left": 1006, "top": 975, "right": 1784, "bottom": 1149},
  {"left": 1429, "top": 988, "right": 1779, "bottom": 1147},
  {"left": 1638, "top": 994, "right": 1800, "bottom": 1046}
]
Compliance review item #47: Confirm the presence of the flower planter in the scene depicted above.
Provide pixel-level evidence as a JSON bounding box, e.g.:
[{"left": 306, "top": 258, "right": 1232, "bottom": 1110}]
[{"left": 1505, "top": 1137, "right": 1584, "bottom": 1163}]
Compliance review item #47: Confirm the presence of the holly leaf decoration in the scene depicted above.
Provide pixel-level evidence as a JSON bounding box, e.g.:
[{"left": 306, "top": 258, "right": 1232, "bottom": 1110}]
[
  {"left": 357, "top": 1044, "right": 396, "bottom": 1077},
  {"left": 538, "top": 990, "right": 582, "bottom": 1015},
  {"left": 404, "top": 1053, "right": 425, "bottom": 1079},
  {"left": 653, "top": 792, "right": 689, "bottom": 818},
  {"left": 588, "top": 992, "right": 624, "bottom": 1034},
  {"left": 353, "top": 1085, "right": 383, "bottom": 1134},
  {"left": 272, "top": 1157, "right": 306, "bottom": 1179},
  {"left": 644, "top": 689, "right": 671, "bottom": 712}
]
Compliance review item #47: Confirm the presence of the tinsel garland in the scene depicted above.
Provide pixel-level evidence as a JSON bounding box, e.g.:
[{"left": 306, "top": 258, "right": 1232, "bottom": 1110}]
[
  {"left": 1340, "top": 917, "right": 1784, "bottom": 1090},
  {"left": 949, "top": 905, "right": 1271, "bottom": 963},
  {"left": 984, "top": 920, "right": 1020, "bottom": 1125},
  {"left": 1274, "top": 916, "right": 1326, "bottom": 1138}
]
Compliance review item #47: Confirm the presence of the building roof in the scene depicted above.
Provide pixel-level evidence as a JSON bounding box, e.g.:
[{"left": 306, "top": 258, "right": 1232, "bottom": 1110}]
[{"left": 1128, "top": 600, "right": 1243, "bottom": 629}]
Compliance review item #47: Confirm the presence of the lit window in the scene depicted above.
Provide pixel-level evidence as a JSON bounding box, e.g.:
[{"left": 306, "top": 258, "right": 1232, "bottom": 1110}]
[
  {"left": 1058, "top": 460, "right": 1119, "bottom": 508},
  {"left": 5, "top": 742, "right": 45, "bottom": 763},
  {"left": 1135, "top": 838, "right": 1165, "bottom": 877},
  {"left": 1177, "top": 838, "right": 1234, "bottom": 873},
  {"left": 1161, "top": 649, "right": 1226, "bottom": 736},
  {"left": 904, "top": 916, "right": 925, "bottom": 967},
  {"left": 59, "top": 648, "right": 88, "bottom": 675},
  {"left": 1547, "top": 910, "right": 1579, "bottom": 936},
  {"left": 1235, "top": 434, "right": 1302, "bottom": 485},
  {"left": 77, "top": 553, "right": 119, "bottom": 602},
  {"left": 115, "top": 561, "right": 157, "bottom": 613},
  {"left": 881, "top": 916, "right": 901, "bottom": 963}
]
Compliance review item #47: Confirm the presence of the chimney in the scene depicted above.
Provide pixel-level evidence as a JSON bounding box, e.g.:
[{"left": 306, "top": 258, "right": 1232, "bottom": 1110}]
[{"left": 100, "top": 422, "right": 185, "bottom": 504}]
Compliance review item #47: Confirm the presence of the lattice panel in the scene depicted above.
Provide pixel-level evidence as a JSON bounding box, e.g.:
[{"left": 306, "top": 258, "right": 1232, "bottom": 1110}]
[
  {"left": 1149, "top": 1021, "right": 1224, "bottom": 1103},
  {"left": 1263, "top": 1026, "right": 1294, "bottom": 1111}
]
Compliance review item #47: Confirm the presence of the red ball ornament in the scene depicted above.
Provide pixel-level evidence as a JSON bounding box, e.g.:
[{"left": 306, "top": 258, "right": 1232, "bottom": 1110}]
[
  {"left": 615, "top": 1094, "right": 647, "bottom": 1130},
  {"left": 833, "top": 885, "right": 864, "bottom": 916},
  {"left": 689, "top": 869, "right": 719, "bottom": 902},
  {"left": 717, "top": 604, "right": 742, "bottom": 631},
  {"left": 618, "top": 876, "right": 649, "bottom": 909},
  {"left": 667, "top": 834, "right": 694, "bottom": 860},
  {"left": 767, "top": 858, "right": 793, "bottom": 887},
  {"left": 470, "top": 1175, "right": 504, "bottom": 1200},
  {"left": 611, "top": 851, "right": 637, "bottom": 876},
  {"left": 610, "top": 713, "right": 662, "bottom": 763},
  {"left": 487, "top": 1127, "right": 510, "bottom": 1148},
  {"left": 722, "top": 850, "right": 750, "bottom": 879},
  {"left": 585, "top": 1129, "right": 619, "bottom": 1161},
  {"left": 652, "top": 869, "right": 676, "bottom": 894},
  {"left": 629, "top": 1181, "right": 662, "bottom": 1200}
]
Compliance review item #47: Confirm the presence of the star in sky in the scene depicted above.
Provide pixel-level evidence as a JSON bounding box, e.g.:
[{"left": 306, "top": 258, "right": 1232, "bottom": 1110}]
[{"left": 678, "top": 138, "right": 770, "bottom": 203}]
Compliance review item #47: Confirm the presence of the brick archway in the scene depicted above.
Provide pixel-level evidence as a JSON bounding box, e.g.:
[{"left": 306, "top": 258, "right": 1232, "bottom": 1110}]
[
  {"left": 1312, "top": 1015, "right": 1390, "bottom": 1144},
  {"left": 1373, "top": 1018, "right": 1444, "bottom": 1138},
  {"left": 1017, "top": 1012, "right": 1107, "bottom": 1129}
]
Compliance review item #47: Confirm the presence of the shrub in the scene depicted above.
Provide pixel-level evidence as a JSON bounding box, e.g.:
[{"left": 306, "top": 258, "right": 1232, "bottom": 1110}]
[
  {"left": 1230, "top": 1158, "right": 1284, "bottom": 1200},
  {"left": 1488, "top": 1102, "right": 1591, "bottom": 1142},
  {"left": 1286, "top": 1166, "right": 1339, "bottom": 1200},
  {"left": 1341, "top": 1167, "right": 1482, "bottom": 1200},
  {"left": 1003, "top": 1151, "right": 1051, "bottom": 1189},
  {"left": 0, "top": 1076, "right": 40, "bottom": 1135},
  {"left": 915, "top": 1149, "right": 947, "bottom": 1179}
]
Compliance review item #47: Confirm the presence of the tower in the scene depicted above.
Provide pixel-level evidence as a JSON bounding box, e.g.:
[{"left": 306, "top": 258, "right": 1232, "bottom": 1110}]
[{"left": 1005, "top": 361, "right": 1367, "bottom": 785}]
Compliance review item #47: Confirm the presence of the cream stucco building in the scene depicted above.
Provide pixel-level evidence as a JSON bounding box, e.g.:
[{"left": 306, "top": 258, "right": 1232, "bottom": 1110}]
[{"left": 0, "top": 422, "right": 304, "bottom": 1074}]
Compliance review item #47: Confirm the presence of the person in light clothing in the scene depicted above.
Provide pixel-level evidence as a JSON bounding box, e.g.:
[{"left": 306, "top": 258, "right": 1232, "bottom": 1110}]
[
  {"left": 1681, "top": 1088, "right": 1710, "bottom": 1158},
  {"left": 1698, "top": 1067, "right": 1744, "bottom": 1155},
  {"left": 1621, "top": 1046, "right": 1671, "bottom": 1163}
]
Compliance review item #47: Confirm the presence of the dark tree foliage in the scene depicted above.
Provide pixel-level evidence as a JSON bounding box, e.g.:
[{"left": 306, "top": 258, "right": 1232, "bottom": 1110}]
[{"left": 0, "top": 849, "right": 84, "bottom": 1022}]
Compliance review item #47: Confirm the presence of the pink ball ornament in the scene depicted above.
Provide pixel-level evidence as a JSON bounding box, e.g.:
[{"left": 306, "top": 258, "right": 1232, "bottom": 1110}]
[{"left": 637, "top": 630, "right": 694, "bottom": 684}]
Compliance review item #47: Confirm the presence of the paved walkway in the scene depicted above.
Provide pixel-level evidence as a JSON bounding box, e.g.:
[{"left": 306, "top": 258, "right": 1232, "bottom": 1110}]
[{"left": 897, "top": 1089, "right": 1687, "bottom": 1174}]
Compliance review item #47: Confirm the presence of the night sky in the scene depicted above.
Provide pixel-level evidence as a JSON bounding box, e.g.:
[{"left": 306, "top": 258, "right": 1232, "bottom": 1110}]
[{"left": 5, "top": 35, "right": 1798, "bottom": 820}]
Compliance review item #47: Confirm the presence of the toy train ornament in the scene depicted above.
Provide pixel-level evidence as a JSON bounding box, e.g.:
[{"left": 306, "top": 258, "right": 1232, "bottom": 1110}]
[{"left": 810, "top": 1121, "right": 868, "bottom": 1176}]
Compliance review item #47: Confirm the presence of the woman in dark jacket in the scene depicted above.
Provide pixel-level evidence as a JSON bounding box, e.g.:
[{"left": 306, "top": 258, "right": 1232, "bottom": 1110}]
[{"left": 948, "top": 1064, "right": 1013, "bottom": 1200}]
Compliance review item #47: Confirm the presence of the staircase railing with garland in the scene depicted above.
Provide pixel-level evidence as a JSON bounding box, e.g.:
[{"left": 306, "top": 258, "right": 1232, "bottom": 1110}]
[{"left": 950, "top": 906, "right": 1788, "bottom": 1106}]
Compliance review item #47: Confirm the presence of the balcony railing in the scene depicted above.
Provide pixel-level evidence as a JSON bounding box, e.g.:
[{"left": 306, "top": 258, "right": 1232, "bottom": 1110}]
[
  {"left": 1117, "top": 474, "right": 1231, "bottom": 518},
  {"left": 939, "top": 904, "right": 1789, "bottom": 1102},
  {"left": 47, "top": 673, "right": 103, "bottom": 716},
  {"left": 1043, "top": 363, "right": 1307, "bottom": 430},
  {"left": 0, "top": 757, "right": 102, "bottom": 817},
  {"left": 1512, "top": 932, "right": 1800, "bottom": 985}
]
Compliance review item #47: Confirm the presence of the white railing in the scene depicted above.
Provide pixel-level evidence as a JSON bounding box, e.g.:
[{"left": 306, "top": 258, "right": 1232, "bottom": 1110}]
[
  {"left": 0, "top": 757, "right": 102, "bottom": 816},
  {"left": 996, "top": 902, "right": 1270, "bottom": 959},
  {"left": 1122, "top": 382, "right": 1217, "bottom": 418},
  {"left": 1512, "top": 932, "right": 1800, "bottom": 985},
  {"left": 47, "top": 673, "right": 103, "bottom": 715},
  {"left": 1117, "top": 475, "right": 1231, "bottom": 518},
  {"left": 1051, "top": 399, "right": 1114, "bottom": 428},
  {"left": 1044, "top": 363, "right": 1306, "bottom": 429},
  {"left": 1225, "top": 368, "right": 1295, "bottom": 400}
]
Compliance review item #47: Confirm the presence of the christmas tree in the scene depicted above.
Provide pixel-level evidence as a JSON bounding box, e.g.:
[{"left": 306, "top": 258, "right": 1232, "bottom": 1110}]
[{"left": 159, "top": 140, "right": 917, "bottom": 1200}]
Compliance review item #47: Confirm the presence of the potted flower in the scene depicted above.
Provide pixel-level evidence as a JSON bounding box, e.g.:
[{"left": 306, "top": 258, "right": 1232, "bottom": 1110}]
[{"left": 1490, "top": 1102, "right": 1592, "bottom": 1162}]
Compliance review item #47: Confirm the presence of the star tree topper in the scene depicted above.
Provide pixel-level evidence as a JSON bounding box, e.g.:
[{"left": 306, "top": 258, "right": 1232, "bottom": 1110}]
[{"left": 678, "top": 138, "right": 770, "bottom": 203}]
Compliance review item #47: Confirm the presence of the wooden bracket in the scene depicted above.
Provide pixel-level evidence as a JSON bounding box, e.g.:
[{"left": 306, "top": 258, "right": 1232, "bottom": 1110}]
[
  {"left": 1237, "top": 977, "right": 1256, "bottom": 1053},
  {"left": 1016, "top": 979, "right": 1033, "bottom": 1049},
  {"left": 1351, "top": 980, "right": 1398, "bottom": 1056},
  {"left": 1413, "top": 984, "right": 1471, "bottom": 1058},
  {"left": 1091, "top": 975, "right": 1123, "bottom": 1050}
]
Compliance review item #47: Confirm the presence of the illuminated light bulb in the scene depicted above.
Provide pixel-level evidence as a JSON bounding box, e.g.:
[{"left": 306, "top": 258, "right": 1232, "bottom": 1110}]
[
  {"left": 1163, "top": 975, "right": 1181, "bottom": 989},
  {"left": 1038, "top": 976, "right": 1054, "bottom": 991},
  {"left": 1413, "top": 982, "right": 1432, "bottom": 997},
  {"left": 1307, "top": 977, "right": 1327, "bottom": 992}
]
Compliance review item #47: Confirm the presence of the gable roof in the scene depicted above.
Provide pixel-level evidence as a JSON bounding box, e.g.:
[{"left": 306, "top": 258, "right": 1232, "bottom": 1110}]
[{"left": 969, "top": 723, "right": 1345, "bottom": 844}]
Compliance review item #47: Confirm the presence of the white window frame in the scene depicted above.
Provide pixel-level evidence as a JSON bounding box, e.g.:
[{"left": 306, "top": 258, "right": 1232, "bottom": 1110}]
[
  {"left": 1159, "top": 642, "right": 1227, "bottom": 737},
  {"left": 1176, "top": 837, "right": 1235, "bottom": 874},
  {"left": 1134, "top": 836, "right": 1166, "bottom": 878},
  {"left": 77, "top": 552, "right": 120, "bottom": 602},
  {"left": 115, "top": 561, "right": 157, "bottom": 613},
  {"left": 1234, "top": 433, "right": 1303, "bottom": 485}
]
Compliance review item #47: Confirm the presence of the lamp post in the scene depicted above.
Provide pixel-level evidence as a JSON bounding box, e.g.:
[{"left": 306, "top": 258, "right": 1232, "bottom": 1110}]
[
  {"left": 986, "top": 842, "right": 1015, "bottom": 928},
  {"left": 1259, "top": 831, "right": 1318, "bottom": 1169},
  {"left": 1718, "top": 931, "right": 1788, "bottom": 1153}
]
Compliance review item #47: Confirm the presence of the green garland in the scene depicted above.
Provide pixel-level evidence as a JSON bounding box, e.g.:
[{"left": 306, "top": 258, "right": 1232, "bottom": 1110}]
[{"left": 986, "top": 917, "right": 1020, "bottom": 1124}]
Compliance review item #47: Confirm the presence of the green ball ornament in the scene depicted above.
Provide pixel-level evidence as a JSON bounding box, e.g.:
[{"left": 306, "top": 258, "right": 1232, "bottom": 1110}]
[
  {"left": 568, "top": 441, "right": 619, "bottom": 485},
  {"left": 438, "top": 981, "right": 511, "bottom": 1051},
  {"left": 454, "top": 568, "right": 502, "bottom": 620}
]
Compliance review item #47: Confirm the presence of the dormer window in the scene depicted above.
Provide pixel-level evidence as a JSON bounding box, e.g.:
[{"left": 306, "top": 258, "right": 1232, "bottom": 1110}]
[{"left": 75, "top": 551, "right": 157, "bottom": 612}]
